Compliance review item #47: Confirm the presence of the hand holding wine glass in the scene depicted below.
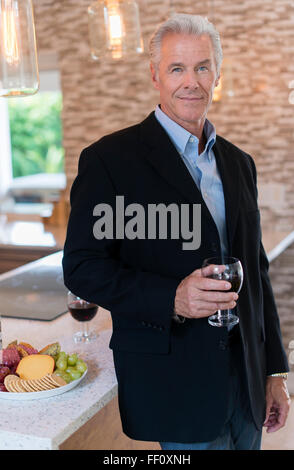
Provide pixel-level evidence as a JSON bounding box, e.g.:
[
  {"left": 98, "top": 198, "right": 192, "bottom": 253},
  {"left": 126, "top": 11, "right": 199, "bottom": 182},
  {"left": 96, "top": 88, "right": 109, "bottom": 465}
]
[
  {"left": 201, "top": 257, "right": 243, "bottom": 327},
  {"left": 173, "top": 267, "right": 238, "bottom": 321},
  {"left": 67, "top": 291, "right": 99, "bottom": 343}
]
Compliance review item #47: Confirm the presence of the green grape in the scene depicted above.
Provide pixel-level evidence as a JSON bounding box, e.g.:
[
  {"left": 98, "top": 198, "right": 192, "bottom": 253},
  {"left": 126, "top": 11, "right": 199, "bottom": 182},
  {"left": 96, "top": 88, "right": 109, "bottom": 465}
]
[
  {"left": 52, "top": 354, "right": 59, "bottom": 363},
  {"left": 56, "top": 358, "right": 67, "bottom": 371},
  {"left": 67, "top": 353, "right": 78, "bottom": 366},
  {"left": 61, "top": 372, "right": 72, "bottom": 383},
  {"left": 54, "top": 370, "right": 72, "bottom": 383},
  {"left": 54, "top": 369, "right": 63, "bottom": 376},
  {"left": 58, "top": 351, "right": 68, "bottom": 361},
  {"left": 68, "top": 369, "right": 82, "bottom": 381},
  {"left": 76, "top": 360, "right": 87, "bottom": 374}
]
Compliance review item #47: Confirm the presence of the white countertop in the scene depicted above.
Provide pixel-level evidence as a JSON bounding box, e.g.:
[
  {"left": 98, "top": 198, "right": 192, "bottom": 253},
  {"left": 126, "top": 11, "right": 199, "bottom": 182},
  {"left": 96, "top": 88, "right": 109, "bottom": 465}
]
[{"left": 0, "top": 229, "right": 293, "bottom": 450}]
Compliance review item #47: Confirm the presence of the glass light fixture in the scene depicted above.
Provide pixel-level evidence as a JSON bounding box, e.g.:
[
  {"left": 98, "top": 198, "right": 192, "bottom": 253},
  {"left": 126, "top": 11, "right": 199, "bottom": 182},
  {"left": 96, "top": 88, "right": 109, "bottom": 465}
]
[
  {"left": 0, "top": 0, "right": 39, "bottom": 97},
  {"left": 88, "top": 0, "right": 144, "bottom": 60}
]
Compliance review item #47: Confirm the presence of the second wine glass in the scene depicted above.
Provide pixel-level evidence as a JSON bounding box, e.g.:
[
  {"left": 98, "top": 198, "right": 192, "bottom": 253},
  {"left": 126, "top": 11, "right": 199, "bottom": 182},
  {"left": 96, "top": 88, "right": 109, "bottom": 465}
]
[
  {"left": 202, "top": 256, "right": 243, "bottom": 327},
  {"left": 67, "top": 291, "right": 99, "bottom": 343}
]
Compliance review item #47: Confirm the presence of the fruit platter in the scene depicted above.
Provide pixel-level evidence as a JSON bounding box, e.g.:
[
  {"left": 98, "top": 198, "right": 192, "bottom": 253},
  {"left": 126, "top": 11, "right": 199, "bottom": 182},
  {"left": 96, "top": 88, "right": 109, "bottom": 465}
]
[{"left": 0, "top": 340, "right": 88, "bottom": 400}]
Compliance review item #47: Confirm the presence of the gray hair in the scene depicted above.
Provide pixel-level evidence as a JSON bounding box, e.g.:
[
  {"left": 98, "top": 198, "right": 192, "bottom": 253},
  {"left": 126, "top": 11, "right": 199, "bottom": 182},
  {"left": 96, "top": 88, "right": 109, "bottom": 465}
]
[{"left": 149, "top": 13, "right": 223, "bottom": 76}]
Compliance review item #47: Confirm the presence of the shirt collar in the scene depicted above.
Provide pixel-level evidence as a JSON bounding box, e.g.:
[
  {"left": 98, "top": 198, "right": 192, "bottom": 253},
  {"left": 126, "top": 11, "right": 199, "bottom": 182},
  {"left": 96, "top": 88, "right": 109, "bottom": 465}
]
[{"left": 155, "top": 105, "right": 216, "bottom": 160}]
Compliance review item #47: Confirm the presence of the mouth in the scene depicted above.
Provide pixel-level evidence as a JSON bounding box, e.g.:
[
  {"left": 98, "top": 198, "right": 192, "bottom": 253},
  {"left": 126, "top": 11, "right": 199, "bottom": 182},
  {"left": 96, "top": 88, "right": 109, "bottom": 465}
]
[{"left": 178, "top": 96, "right": 204, "bottom": 101}]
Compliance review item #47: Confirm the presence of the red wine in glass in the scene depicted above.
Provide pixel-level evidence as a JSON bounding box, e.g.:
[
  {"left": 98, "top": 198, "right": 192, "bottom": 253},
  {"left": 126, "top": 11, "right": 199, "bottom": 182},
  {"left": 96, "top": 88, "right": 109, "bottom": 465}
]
[
  {"left": 208, "top": 273, "right": 242, "bottom": 294},
  {"left": 67, "top": 292, "right": 99, "bottom": 342},
  {"left": 68, "top": 302, "right": 98, "bottom": 322},
  {"left": 201, "top": 256, "right": 243, "bottom": 327}
]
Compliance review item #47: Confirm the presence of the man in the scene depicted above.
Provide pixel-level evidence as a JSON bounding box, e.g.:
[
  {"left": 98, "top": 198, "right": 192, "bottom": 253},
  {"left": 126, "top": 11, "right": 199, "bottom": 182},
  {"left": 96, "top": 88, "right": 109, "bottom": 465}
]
[{"left": 62, "top": 14, "right": 290, "bottom": 450}]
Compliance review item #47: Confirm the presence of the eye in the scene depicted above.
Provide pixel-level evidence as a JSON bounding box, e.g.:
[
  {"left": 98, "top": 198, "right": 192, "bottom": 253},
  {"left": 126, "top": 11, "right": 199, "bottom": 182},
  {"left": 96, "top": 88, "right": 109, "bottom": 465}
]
[
  {"left": 198, "top": 66, "right": 208, "bottom": 72},
  {"left": 171, "top": 67, "right": 183, "bottom": 73}
]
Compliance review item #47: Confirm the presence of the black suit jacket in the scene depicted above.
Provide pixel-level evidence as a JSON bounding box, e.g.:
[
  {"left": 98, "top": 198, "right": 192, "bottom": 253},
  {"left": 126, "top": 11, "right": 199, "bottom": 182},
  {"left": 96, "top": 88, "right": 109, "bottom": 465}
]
[{"left": 62, "top": 111, "right": 289, "bottom": 443}]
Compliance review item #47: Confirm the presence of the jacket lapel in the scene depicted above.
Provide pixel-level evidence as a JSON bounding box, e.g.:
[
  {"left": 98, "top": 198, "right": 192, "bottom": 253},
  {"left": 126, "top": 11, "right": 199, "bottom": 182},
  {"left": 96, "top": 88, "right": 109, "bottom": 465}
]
[{"left": 213, "top": 137, "right": 240, "bottom": 254}]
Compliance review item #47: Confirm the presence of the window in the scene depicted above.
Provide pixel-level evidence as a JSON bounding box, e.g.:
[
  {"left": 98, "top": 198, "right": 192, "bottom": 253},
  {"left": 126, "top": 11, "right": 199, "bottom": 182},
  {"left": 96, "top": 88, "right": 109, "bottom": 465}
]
[
  {"left": 0, "top": 66, "right": 66, "bottom": 205},
  {"left": 8, "top": 90, "right": 64, "bottom": 178}
]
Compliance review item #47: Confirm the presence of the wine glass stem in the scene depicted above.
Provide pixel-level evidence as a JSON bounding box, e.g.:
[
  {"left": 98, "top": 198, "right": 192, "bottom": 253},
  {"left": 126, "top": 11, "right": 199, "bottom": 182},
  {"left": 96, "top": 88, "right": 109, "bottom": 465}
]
[
  {"left": 219, "top": 309, "right": 229, "bottom": 321},
  {"left": 83, "top": 321, "right": 89, "bottom": 338}
]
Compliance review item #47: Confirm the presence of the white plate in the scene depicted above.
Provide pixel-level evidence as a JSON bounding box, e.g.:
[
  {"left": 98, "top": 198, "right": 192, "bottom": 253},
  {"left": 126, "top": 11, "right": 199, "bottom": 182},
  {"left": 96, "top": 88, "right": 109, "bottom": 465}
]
[{"left": 0, "top": 369, "right": 87, "bottom": 400}]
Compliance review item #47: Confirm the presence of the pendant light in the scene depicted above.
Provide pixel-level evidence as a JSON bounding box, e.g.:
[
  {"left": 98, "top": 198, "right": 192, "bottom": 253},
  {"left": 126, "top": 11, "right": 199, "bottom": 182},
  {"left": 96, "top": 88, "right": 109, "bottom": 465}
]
[
  {"left": 0, "top": 0, "right": 39, "bottom": 97},
  {"left": 88, "top": 0, "right": 144, "bottom": 60}
]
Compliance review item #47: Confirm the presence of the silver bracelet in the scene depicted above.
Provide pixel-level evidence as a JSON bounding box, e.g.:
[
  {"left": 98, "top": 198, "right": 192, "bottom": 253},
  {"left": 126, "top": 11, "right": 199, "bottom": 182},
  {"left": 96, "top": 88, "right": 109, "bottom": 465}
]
[{"left": 268, "top": 372, "right": 288, "bottom": 380}]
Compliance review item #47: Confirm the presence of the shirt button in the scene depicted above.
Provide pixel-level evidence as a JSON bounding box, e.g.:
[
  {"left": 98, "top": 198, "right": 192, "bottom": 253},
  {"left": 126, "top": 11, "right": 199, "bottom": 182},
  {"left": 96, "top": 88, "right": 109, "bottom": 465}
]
[{"left": 189, "top": 137, "right": 194, "bottom": 142}]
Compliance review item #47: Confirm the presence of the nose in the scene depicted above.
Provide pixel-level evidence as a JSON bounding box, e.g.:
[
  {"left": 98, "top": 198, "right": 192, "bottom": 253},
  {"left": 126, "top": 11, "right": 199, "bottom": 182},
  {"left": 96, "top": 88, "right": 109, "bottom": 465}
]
[{"left": 183, "top": 71, "right": 200, "bottom": 89}]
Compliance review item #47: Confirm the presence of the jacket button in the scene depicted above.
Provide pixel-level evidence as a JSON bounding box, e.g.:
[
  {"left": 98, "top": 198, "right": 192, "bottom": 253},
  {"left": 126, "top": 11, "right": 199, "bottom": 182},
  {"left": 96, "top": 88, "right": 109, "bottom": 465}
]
[
  {"left": 211, "top": 242, "right": 218, "bottom": 252},
  {"left": 219, "top": 340, "right": 227, "bottom": 350}
]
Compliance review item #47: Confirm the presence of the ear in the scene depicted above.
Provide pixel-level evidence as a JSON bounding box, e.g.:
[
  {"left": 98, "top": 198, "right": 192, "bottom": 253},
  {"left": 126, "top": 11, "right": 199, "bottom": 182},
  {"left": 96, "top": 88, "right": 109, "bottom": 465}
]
[{"left": 150, "top": 62, "right": 160, "bottom": 90}]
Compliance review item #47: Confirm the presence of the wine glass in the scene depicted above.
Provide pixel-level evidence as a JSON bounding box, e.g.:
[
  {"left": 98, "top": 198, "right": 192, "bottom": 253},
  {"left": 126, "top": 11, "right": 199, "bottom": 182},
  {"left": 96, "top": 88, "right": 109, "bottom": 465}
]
[
  {"left": 201, "top": 256, "right": 243, "bottom": 327},
  {"left": 67, "top": 291, "right": 99, "bottom": 343}
]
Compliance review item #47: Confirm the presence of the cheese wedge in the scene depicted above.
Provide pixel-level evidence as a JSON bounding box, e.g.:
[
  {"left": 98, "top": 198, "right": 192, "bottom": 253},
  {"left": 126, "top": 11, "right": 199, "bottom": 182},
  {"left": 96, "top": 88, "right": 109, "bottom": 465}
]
[{"left": 16, "top": 354, "right": 55, "bottom": 380}]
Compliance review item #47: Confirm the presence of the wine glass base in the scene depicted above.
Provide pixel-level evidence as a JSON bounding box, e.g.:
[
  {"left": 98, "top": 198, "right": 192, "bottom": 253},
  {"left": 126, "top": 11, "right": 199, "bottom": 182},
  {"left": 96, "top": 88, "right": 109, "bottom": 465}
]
[
  {"left": 208, "top": 313, "right": 239, "bottom": 328},
  {"left": 73, "top": 331, "right": 97, "bottom": 343}
]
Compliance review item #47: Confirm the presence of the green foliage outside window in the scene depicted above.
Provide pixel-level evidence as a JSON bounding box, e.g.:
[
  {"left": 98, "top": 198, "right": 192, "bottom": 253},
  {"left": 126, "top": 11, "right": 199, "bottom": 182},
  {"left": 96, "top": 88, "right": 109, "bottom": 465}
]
[{"left": 8, "top": 92, "right": 64, "bottom": 178}]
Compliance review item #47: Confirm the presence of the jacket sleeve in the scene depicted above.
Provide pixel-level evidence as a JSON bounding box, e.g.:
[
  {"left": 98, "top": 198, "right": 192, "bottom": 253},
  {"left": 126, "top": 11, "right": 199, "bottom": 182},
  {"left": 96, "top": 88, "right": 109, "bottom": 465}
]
[
  {"left": 62, "top": 146, "right": 180, "bottom": 327},
  {"left": 248, "top": 155, "right": 289, "bottom": 375},
  {"left": 259, "top": 242, "right": 289, "bottom": 374}
]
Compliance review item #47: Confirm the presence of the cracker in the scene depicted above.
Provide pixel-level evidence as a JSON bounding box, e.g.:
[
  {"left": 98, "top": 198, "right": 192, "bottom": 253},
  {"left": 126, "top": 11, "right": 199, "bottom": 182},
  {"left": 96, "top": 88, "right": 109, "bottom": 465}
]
[
  {"left": 4, "top": 375, "right": 20, "bottom": 392},
  {"left": 20, "top": 380, "right": 36, "bottom": 393},
  {"left": 37, "top": 378, "right": 54, "bottom": 390},
  {"left": 47, "top": 373, "right": 67, "bottom": 387},
  {"left": 5, "top": 379, "right": 19, "bottom": 393},
  {"left": 39, "top": 375, "right": 57, "bottom": 389},
  {"left": 4, "top": 374, "right": 18, "bottom": 384},
  {"left": 26, "top": 380, "right": 42, "bottom": 392},
  {"left": 13, "top": 380, "right": 27, "bottom": 393},
  {"left": 4, "top": 381, "right": 15, "bottom": 392}
]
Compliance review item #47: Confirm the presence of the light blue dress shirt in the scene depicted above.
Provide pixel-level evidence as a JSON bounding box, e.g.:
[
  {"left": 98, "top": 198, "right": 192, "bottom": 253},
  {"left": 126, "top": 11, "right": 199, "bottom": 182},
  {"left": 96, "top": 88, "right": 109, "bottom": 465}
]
[{"left": 155, "top": 105, "right": 229, "bottom": 257}]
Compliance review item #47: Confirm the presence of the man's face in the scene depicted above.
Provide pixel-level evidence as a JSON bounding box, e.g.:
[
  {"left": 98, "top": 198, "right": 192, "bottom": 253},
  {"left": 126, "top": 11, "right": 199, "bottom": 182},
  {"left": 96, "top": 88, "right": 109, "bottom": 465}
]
[{"left": 151, "top": 33, "right": 220, "bottom": 132}]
